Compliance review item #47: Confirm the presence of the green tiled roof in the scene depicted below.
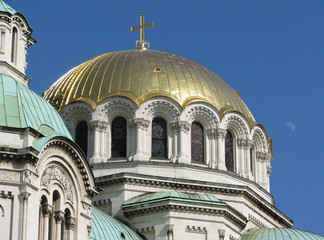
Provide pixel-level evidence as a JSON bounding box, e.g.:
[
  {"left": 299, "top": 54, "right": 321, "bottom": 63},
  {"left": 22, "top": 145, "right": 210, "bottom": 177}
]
[
  {"left": 0, "top": 74, "right": 72, "bottom": 151},
  {"left": 123, "top": 190, "right": 226, "bottom": 207},
  {"left": 0, "top": 0, "right": 16, "bottom": 15},
  {"left": 240, "top": 228, "right": 324, "bottom": 240},
  {"left": 89, "top": 207, "right": 143, "bottom": 240}
]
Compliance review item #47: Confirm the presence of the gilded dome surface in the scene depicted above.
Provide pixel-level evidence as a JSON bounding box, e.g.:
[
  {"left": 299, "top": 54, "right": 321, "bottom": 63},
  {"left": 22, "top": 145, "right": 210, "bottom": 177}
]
[{"left": 44, "top": 50, "right": 255, "bottom": 122}]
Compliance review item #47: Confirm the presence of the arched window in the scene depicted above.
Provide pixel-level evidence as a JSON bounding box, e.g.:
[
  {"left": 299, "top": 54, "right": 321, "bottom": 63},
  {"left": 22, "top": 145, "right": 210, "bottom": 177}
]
[
  {"left": 111, "top": 117, "right": 127, "bottom": 158},
  {"left": 11, "top": 27, "right": 17, "bottom": 64},
  {"left": 191, "top": 122, "right": 204, "bottom": 163},
  {"left": 225, "top": 131, "right": 234, "bottom": 172},
  {"left": 75, "top": 121, "right": 88, "bottom": 156},
  {"left": 152, "top": 117, "right": 167, "bottom": 158}
]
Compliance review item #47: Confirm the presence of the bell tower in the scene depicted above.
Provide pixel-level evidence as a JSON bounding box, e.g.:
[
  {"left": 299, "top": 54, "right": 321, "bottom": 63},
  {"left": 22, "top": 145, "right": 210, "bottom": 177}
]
[{"left": 0, "top": 0, "right": 36, "bottom": 86}]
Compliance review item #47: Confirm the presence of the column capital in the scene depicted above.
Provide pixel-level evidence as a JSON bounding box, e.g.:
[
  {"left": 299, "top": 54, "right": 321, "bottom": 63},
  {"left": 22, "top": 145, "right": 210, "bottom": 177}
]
[
  {"left": 207, "top": 127, "right": 217, "bottom": 138},
  {"left": 237, "top": 138, "right": 254, "bottom": 148},
  {"left": 65, "top": 216, "right": 76, "bottom": 230},
  {"left": 54, "top": 210, "right": 65, "bottom": 224},
  {"left": 131, "top": 118, "right": 150, "bottom": 130},
  {"left": 216, "top": 128, "right": 227, "bottom": 139},
  {"left": 89, "top": 120, "right": 108, "bottom": 132},
  {"left": 178, "top": 121, "right": 191, "bottom": 133},
  {"left": 42, "top": 204, "right": 53, "bottom": 217}
]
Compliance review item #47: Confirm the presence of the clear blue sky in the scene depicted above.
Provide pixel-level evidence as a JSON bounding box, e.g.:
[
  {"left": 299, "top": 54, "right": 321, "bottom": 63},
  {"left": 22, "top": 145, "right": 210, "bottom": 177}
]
[{"left": 9, "top": 0, "right": 324, "bottom": 235}]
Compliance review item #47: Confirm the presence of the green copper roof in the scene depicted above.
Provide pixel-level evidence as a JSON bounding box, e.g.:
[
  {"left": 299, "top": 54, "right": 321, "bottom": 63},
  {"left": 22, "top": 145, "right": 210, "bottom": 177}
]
[
  {"left": 240, "top": 228, "right": 324, "bottom": 240},
  {"left": 89, "top": 207, "right": 143, "bottom": 240},
  {"left": 0, "top": 0, "right": 16, "bottom": 15},
  {"left": 123, "top": 190, "right": 226, "bottom": 207},
  {"left": 0, "top": 74, "right": 72, "bottom": 151}
]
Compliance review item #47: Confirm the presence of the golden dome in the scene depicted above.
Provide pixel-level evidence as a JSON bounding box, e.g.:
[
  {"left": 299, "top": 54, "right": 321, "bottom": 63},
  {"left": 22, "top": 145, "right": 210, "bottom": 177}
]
[{"left": 43, "top": 50, "right": 255, "bottom": 122}]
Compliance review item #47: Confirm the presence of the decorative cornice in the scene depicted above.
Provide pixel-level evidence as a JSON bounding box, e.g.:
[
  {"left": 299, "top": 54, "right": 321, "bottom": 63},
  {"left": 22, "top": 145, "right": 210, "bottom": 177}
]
[
  {"left": 123, "top": 203, "right": 246, "bottom": 229},
  {"left": 96, "top": 173, "right": 293, "bottom": 227},
  {"left": 248, "top": 214, "right": 268, "bottom": 229}
]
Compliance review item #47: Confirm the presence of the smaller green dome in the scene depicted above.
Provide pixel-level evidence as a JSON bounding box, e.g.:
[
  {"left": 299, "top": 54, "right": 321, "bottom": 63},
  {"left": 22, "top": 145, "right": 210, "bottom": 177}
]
[
  {"left": 240, "top": 228, "right": 324, "bottom": 240},
  {"left": 0, "top": 0, "right": 16, "bottom": 15},
  {"left": 89, "top": 207, "right": 143, "bottom": 240},
  {"left": 0, "top": 74, "right": 72, "bottom": 151},
  {"left": 123, "top": 190, "right": 226, "bottom": 206}
]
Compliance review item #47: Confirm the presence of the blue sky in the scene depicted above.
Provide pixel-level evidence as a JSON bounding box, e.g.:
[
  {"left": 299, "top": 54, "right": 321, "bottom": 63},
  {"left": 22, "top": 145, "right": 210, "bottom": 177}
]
[{"left": 9, "top": 0, "right": 323, "bottom": 235}]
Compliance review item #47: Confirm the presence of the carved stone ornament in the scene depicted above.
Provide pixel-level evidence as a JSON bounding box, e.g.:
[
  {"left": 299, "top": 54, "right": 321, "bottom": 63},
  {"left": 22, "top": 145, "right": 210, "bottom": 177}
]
[
  {"left": 89, "top": 120, "right": 108, "bottom": 132},
  {"left": 178, "top": 121, "right": 191, "bottom": 132},
  {"left": 216, "top": 128, "right": 227, "bottom": 139},
  {"left": 132, "top": 118, "right": 150, "bottom": 130},
  {"left": 82, "top": 201, "right": 92, "bottom": 217},
  {"left": 0, "top": 170, "right": 19, "bottom": 182},
  {"left": 41, "top": 165, "right": 74, "bottom": 203}
]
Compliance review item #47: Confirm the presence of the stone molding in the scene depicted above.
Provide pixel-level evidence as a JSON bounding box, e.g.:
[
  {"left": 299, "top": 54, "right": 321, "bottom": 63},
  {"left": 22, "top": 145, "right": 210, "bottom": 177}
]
[
  {"left": 123, "top": 204, "right": 246, "bottom": 229},
  {"left": 248, "top": 213, "right": 268, "bottom": 229},
  {"left": 0, "top": 169, "right": 19, "bottom": 182},
  {"left": 96, "top": 173, "right": 293, "bottom": 228}
]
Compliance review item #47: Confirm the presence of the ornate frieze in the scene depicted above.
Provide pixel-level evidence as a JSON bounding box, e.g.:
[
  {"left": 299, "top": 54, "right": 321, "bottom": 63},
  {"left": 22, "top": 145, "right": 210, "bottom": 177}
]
[
  {"left": 0, "top": 170, "right": 19, "bottom": 182},
  {"left": 41, "top": 165, "right": 74, "bottom": 203}
]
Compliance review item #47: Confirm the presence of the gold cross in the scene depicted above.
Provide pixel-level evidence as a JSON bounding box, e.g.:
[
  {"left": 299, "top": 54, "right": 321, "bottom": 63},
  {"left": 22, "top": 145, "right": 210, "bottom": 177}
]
[{"left": 131, "top": 12, "right": 154, "bottom": 50}]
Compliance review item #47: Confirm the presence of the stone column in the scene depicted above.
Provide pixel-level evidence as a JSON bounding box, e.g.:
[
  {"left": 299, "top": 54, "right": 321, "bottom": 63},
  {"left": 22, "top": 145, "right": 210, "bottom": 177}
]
[
  {"left": 237, "top": 138, "right": 245, "bottom": 176},
  {"left": 133, "top": 118, "right": 150, "bottom": 161},
  {"left": 20, "top": 191, "right": 31, "bottom": 240},
  {"left": 89, "top": 121, "right": 108, "bottom": 164},
  {"left": 208, "top": 127, "right": 217, "bottom": 169},
  {"left": 177, "top": 121, "right": 190, "bottom": 164},
  {"left": 166, "top": 224, "right": 174, "bottom": 240},
  {"left": 65, "top": 216, "right": 75, "bottom": 240},
  {"left": 42, "top": 204, "right": 53, "bottom": 240},
  {"left": 100, "top": 122, "right": 108, "bottom": 162},
  {"left": 245, "top": 139, "right": 254, "bottom": 180},
  {"left": 54, "top": 211, "right": 64, "bottom": 240},
  {"left": 170, "top": 121, "right": 178, "bottom": 162},
  {"left": 255, "top": 151, "right": 263, "bottom": 186},
  {"left": 216, "top": 128, "right": 227, "bottom": 171}
]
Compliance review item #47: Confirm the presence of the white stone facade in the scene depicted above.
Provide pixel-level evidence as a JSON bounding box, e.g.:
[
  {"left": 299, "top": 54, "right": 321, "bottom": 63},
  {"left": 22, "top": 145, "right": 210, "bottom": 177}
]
[{"left": 60, "top": 96, "right": 289, "bottom": 240}]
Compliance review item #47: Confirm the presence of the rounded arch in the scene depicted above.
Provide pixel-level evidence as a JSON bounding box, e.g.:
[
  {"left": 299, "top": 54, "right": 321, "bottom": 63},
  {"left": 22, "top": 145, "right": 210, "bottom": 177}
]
[
  {"left": 182, "top": 102, "right": 220, "bottom": 128},
  {"left": 252, "top": 127, "right": 268, "bottom": 153},
  {"left": 138, "top": 97, "right": 181, "bottom": 122},
  {"left": 222, "top": 113, "right": 250, "bottom": 139},
  {"left": 98, "top": 97, "right": 136, "bottom": 124}
]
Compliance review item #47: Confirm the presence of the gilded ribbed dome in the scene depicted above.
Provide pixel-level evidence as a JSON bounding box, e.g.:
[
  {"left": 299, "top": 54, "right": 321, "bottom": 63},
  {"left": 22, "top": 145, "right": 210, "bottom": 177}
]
[{"left": 43, "top": 50, "right": 255, "bottom": 122}]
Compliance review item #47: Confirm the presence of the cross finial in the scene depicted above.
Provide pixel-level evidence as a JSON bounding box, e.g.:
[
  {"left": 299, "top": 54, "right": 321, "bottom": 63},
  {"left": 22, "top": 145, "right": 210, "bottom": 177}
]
[{"left": 131, "top": 12, "right": 154, "bottom": 50}]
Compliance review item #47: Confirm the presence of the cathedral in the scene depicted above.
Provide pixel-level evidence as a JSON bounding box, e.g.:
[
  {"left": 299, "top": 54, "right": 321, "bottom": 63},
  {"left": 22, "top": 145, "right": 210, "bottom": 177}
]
[{"left": 0, "top": 1, "right": 323, "bottom": 240}]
